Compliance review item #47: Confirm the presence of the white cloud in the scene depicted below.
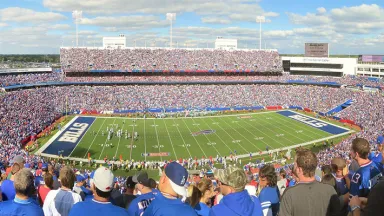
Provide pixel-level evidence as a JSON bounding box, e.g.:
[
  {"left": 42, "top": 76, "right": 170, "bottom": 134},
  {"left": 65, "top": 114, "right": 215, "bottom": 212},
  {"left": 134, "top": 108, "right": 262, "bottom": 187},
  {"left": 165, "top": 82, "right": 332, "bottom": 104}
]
[
  {"left": 316, "top": 7, "right": 327, "bottom": 15},
  {"left": 0, "top": 7, "right": 66, "bottom": 23},
  {"left": 0, "top": 22, "right": 8, "bottom": 27},
  {"left": 48, "top": 24, "right": 71, "bottom": 30},
  {"left": 201, "top": 17, "right": 231, "bottom": 24},
  {"left": 43, "top": 0, "right": 279, "bottom": 22}
]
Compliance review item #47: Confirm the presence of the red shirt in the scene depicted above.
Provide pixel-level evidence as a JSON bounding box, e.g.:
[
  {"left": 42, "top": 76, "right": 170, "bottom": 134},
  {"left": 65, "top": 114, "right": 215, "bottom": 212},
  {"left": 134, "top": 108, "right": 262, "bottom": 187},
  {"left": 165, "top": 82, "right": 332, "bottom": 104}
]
[{"left": 38, "top": 185, "right": 51, "bottom": 206}]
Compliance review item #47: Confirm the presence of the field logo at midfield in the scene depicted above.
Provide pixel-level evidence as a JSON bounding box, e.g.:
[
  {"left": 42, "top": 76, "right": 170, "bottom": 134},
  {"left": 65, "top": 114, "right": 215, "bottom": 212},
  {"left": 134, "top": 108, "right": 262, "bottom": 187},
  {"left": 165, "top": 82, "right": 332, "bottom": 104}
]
[
  {"left": 191, "top": 130, "right": 216, "bottom": 136},
  {"left": 239, "top": 116, "right": 252, "bottom": 119}
]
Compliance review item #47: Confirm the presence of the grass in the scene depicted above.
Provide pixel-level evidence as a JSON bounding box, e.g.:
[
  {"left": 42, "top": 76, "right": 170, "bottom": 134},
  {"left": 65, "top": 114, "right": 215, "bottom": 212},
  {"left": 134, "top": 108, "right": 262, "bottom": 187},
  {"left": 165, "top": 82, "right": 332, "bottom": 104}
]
[{"left": 66, "top": 111, "right": 344, "bottom": 162}]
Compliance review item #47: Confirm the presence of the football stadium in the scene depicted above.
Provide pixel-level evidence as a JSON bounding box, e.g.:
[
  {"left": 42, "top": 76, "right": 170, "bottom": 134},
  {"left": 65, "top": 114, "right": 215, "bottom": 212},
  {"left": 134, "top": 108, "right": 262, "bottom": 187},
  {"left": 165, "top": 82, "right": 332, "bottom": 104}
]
[{"left": 1, "top": 1, "right": 384, "bottom": 216}]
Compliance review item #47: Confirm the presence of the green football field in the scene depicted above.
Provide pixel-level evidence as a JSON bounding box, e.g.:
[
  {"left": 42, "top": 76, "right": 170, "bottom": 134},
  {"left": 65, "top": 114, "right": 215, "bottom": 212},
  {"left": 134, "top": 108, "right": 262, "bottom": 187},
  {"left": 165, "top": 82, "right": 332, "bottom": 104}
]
[{"left": 63, "top": 111, "right": 347, "bottom": 162}]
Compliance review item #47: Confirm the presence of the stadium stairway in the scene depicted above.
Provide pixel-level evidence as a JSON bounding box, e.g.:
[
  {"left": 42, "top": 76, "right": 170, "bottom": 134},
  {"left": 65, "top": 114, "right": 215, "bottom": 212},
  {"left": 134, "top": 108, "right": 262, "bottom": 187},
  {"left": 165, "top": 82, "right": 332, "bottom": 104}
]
[{"left": 325, "top": 99, "right": 354, "bottom": 116}]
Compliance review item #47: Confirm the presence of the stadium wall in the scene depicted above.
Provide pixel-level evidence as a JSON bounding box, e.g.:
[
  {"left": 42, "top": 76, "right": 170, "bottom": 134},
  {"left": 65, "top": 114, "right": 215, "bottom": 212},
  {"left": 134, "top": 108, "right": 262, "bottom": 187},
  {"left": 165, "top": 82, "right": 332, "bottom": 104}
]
[{"left": 0, "top": 67, "right": 52, "bottom": 74}]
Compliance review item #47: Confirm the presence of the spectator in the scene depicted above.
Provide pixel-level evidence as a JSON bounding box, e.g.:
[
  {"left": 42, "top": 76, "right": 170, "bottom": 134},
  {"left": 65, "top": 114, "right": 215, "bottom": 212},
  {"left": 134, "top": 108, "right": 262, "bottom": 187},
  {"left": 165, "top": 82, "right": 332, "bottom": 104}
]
[
  {"left": 210, "top": 166, "right": 263, "bottom": 216},
  {"left": 35, "top": 163, "right": 48, "bottom": 187},
  {"left": 349, "top": 179, "right": 384, "bottom": 216},
  {"left": 143, "top": 162, "right": 196, "bottom": 216},
  {"left": 38, "top": 172, "right": 53, "bottom": 206},
  {"left": 258, "top": 164, "right": 280, "bottom": 216},
  {"left": 73, "top": 174, "right": 92, "bottom": 201},
  {"left": 127, "top": 172, "right": 159, "bottom": 215},
  {"left": 279, "top": 149, "right": 340, "bottom": 216},
  {"left": 1, "top": 162, "right": 20, "bottom": 201},
  {"left": 330, "top": 157, "right": 349, "bottom": 216},
  {"left": 277, "top": 169, "right": 288, "bottom": 196},
  {"left": 122, "top": 176, "right": 137, "bottom": 209},
  {"left": 69, "top": 167, "right": 128, "bottom": 216},
  {"left": 43, "top": 166, "right": 82, "bottom": 216},
  {"left": 191, "top": 178, "right": 214, "bottom": 216},
  {"left": 349, "top": 138, "right": 383, "bottom": 200},
  {"left": 0, "top": 168, "right": 44, "bottom": 216}
]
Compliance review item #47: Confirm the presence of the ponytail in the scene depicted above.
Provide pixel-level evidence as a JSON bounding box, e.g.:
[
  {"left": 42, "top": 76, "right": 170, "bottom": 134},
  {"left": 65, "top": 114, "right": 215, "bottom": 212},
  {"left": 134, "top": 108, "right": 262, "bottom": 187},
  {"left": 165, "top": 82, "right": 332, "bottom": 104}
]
[{"left": 186, "top": 185, "right": 202, "bottom": 207}]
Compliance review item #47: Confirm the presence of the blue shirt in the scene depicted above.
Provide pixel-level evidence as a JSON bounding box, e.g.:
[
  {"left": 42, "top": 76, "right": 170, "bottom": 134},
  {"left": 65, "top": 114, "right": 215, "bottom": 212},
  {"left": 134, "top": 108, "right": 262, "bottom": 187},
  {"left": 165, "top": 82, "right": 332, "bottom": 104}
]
[
  {"left": 210, "top": 190, "right": 263, "bottom": 216},
  {"left": 34, "top": 176, "right": 45, "bottom": 188},
  {"left": 334, "top": 176, "right": 348, "bottom": 195},
  {"left": 350, "top": 161, "right": 383, "bottom": 198},
  {"left": 0, "top": 197, "right": 44, "bottom": 216},
  {"left": 1, "top": 179, "right": 16, "bottom": 201},
  {"left": 69, "top": 199, "right": 128, "bottom": 216},
  {"left": 127, "top": 189, "right": 159, "bottom": 216},
  {"left": 194, "top": 202, "right": 210, "bottom": 216},
  {"left": 259, "top": 186, "right": 280, "bottom": 216},
  {"left": 368, "top": 152, "right": 383, "bottom": 164},
  {"left": 143, "top": 192, "right": 197, "bottom": 216},
  {"left": 288, "top": 180, "right": 296, "bottom": 187}
]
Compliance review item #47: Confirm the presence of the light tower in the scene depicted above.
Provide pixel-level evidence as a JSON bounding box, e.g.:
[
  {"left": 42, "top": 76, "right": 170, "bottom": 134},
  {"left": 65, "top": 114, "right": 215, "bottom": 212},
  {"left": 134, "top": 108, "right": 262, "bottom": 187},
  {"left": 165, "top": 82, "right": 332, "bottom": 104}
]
[
  {"left": 166, "top": 13, "right": 176, "bottom": 48},
  {"left": 72, "top": 10, "right": 83, "bottom": 47},
  {"left": 256, "top": 16, "right": 265, "bottom": 50}
]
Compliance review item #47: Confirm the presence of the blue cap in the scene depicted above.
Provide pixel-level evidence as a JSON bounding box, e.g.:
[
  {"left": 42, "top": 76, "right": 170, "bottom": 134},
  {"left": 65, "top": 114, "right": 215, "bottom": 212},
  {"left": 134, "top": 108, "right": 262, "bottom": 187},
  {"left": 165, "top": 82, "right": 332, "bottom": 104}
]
[
  {"left": 42, "top": 163, "right": 48, "bottom": 169},
  {"left": 24, "top": 163, "right": 31, "bottom": 168},
  {"left": 76, "top": 174, "right": 86, "bottom": 182},
  {"left": 165, "top": 162, "right": 188, "bottom": 197}
]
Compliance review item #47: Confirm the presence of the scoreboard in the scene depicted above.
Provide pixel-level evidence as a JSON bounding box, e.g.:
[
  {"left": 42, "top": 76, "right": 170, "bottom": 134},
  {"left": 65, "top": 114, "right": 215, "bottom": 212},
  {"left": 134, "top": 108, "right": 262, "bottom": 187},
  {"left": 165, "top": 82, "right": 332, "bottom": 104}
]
[{"left": 305, "top": 43, "right": 329, "bottom": 58}]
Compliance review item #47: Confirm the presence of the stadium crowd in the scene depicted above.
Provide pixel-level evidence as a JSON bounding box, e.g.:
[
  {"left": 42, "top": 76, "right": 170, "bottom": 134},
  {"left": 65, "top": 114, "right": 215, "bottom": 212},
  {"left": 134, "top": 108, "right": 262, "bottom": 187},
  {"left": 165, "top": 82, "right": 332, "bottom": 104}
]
[
  {"left": 60, "top": 48, "right": 283, "bottom": 72},
  {"left": 0, "top": 73, "right": 63, "bottom": 87}
]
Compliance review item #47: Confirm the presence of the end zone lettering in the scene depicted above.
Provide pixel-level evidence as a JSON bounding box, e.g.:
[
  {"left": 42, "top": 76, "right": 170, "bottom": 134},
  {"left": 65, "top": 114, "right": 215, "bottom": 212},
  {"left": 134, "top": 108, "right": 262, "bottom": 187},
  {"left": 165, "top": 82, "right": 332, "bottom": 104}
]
[
  {"left": 288, "top": 114, "right": 328, "bottom": 128},
  {"left": 58, "top": 123, "right": 89, "bottom": 143}
]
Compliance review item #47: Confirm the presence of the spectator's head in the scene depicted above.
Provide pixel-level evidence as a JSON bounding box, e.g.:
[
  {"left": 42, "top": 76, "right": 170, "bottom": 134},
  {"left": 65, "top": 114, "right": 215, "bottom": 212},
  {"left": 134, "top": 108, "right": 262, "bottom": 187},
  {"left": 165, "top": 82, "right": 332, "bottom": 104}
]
[
  {"left": 279, "top": 169, "right": 286, "bottom": 179},
  {"left": 92, "top": 167, "right": 114, "bottom": 199},
  {"left": 11, "top": 163, "right": 21, "bottom": 175},
  {"left": 59, "top": 166, "right": 76, "bottom": 189},
  {"left": 214, "top": 166, "right": 247, "bottom": 196},
  {"left": 132, "top": 172, "right": 152, "bottom": 193},
  {"left": 44, "top": 172, "right": 54, "bottom": 189},
  {"left": 321, "top": 165, "right": 332, "bottom": 177},
  {"left": 158, "top": 162, "right": 188, "bottom": 198},
  {"left": 148, "top": 178, "right": 157, "bottom": 189},
  {"left": 186, "top": 178, "right": 213, "bottom": 207},
  {"left": 294, "top": 149, "right": 318, "bottom": 180},
  {"left": 331, "top": 157, "right": 346, "bottom": 177},
  {"left": 11, "top": 155, "right": 25, "bottom": 168},
  {"left": 125, "top": 176, "right": 136, "bottom": 192},
  {"left": 14, "top": 168, "right": 35, "bottom": 198},
  {"left": 259, "top": 164, "right": 277, "bottom": 188},
  {"left": 351, "top": 138, "right": 370, "bottom": 160},
  {"left": 76, "top": 174, "right": 86, "bottom": 186},
  {"left": 42, "top": 163, "right": 48, "bottom": 172}
]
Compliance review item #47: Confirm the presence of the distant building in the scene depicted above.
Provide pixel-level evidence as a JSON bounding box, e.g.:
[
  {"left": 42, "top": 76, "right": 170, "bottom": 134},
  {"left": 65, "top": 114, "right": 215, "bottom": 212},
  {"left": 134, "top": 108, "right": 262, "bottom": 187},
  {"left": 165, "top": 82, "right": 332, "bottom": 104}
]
[
  {"left": 215, "top": 37, "right": 237, "bottom": 50},
  {"left": 103, "top": 34, "right": 126, "bottom": 49}
]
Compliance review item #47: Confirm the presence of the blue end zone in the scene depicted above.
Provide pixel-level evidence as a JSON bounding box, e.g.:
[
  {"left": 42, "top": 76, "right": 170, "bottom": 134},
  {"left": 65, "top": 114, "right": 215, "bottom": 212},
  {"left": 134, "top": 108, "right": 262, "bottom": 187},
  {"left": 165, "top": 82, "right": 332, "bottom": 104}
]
[
  {"left": 43, "top": 117, "right": 95, "bottom": 156},
  {"left": 277, "top": 110, "right": 349, "bottom": 135}
]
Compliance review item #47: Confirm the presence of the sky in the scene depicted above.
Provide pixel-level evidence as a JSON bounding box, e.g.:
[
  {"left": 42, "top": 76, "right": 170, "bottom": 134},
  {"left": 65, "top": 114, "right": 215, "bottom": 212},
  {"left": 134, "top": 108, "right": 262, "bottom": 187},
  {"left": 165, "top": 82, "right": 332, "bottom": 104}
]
[{"left": 0, "top": 0, "right": 383, "bottom": 54}]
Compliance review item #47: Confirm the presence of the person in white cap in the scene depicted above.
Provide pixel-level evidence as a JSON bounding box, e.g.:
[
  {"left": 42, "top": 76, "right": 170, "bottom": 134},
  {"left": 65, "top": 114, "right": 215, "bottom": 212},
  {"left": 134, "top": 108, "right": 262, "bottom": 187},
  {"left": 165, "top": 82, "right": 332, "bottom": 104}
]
[
  {"left": 68, "top": 167, "right": 128, "bottom": 216},
  {"left": 143, "top": 162, "right": 197, "bottom": 216}
]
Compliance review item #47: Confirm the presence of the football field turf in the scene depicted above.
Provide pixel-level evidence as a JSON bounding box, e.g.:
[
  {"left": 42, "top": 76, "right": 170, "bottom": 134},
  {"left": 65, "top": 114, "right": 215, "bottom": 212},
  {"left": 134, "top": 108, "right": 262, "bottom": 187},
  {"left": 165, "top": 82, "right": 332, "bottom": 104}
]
[{"left": 40, "top": 110, "right": 353, "bottom": 162}]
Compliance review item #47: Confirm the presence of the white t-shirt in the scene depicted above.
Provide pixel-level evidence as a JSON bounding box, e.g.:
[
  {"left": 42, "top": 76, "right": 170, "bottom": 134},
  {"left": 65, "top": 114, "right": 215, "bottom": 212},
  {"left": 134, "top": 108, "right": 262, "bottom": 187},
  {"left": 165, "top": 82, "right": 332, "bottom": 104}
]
[
  {"left": 277, "top": 178, "right": 288, "bottom": 196},
  {"left": 43, "top": 188, "right": 82, "bottom": 216}
]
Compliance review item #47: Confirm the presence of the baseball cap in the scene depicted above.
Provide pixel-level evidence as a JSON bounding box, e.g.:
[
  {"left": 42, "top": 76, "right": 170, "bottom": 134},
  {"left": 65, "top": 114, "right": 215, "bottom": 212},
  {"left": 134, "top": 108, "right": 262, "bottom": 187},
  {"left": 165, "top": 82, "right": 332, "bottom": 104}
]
[
  {"left": 24, "top": 163, "right": 31, "bottom": 168},
  {"left": 132, "top": 172, "right": 151, "bottom": 187},
  {"left": 11, "top": 155, "right": 24, "bottom": 165},
  {"left": 126, "top": 176, "right": 136, "bottom": 189},
  {"left": 164, "top": 162, "right": 188, "bottom": 197},
  {"left": 214, "top": 166, "right": 248, "bottom": 191},
  {"left": 42, "top": 163, "right": 48, "bottom": 170},
  {"left": 76, "top": 174, "right": 86, "bottom": 182},
  {"left": 92, "top": 167, "right": 114, "bottom": 192}
]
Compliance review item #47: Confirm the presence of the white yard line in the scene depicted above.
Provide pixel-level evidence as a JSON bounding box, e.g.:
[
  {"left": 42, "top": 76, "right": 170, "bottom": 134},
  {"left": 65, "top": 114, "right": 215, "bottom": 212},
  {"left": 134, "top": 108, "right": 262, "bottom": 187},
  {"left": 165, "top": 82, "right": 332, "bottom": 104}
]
[
  {"left": 172, "top": 118, "right": 193, "bottom": 158},
  {"left": 144, "top": 118, "right": 147, "bottom": 161},
  {"left": 153, "top": 119, "right": 163, "bottom": 161},
  {"left": 180, "top": 118, "right": 208, "bottom": 157},
  {"left": 82, "top": 118, "right": 107, "bottom": 158},
  {"left": 163, "top": 118, "right": 178, "bottom": 160}
]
